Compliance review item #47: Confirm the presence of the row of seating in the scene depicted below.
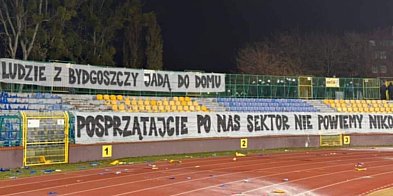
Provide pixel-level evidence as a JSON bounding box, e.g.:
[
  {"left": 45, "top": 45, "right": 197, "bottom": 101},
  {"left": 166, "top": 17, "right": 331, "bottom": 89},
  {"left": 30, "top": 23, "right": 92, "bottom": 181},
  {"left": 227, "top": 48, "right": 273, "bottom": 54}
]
[
  {"left": 222, "top": 102, "right": 310, "bottom": 107},
  {"left": 97, "top": 95, "right": 209, "bottom": 112},
  {"left": 324, "top": 99, "right": 393, "bottom": 113}
]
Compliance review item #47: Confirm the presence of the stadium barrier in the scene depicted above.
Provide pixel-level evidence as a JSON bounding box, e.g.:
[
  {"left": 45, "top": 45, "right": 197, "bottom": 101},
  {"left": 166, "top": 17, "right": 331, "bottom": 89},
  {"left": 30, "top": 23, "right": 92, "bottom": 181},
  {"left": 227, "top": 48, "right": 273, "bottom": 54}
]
[
  {"left": 0, "top": 114, "right": 21, "bottom": 147},
  {"left": 21, "top": 111, "right": 69, "bottom": 166}
]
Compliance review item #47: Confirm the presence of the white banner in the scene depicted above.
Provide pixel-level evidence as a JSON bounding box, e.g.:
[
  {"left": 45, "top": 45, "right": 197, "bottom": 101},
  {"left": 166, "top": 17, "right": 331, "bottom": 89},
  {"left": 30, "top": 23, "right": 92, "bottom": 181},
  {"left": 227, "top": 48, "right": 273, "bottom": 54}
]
[
  {"left": 0, "top": 58, "right": 225, "bottom": 93},
  {"left": 74, "top": 112, "right": 393, "bottom": 144}
]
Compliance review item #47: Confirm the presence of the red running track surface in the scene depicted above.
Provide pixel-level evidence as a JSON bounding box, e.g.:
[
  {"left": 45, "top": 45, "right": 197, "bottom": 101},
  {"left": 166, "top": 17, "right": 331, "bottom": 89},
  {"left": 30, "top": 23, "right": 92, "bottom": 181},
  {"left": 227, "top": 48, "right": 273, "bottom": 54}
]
[{"left": 1, "top": 148, "right": 393, "bottom": 196}]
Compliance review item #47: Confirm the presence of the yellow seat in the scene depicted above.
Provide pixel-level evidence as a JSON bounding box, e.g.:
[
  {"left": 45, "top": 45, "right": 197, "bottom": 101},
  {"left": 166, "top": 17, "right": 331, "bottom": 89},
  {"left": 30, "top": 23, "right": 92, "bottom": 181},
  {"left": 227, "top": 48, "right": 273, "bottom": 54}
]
[
  {"left": 152, "top": 105, "right": 158, "bottom": 112},
  {"left": 165, "top": 105, "right": 171, "bottom": 112},
  {"left": 363, "top": 107, "right": 369, "bottom": 112},
  {"left": 175, "top": 101, "right": 181, "bottom": 106},
  {"left": 96, "top": 94, "right": 103, "bottom": 100},
  {"left": 112, "top": 104, "right": 119, "bottom": 111},
  {"left": 171, "top": 105, "right": 177, "bottom": 112},
  {"left": 181, "top": 101, "right": 187, "bottom": 106},
  {"left": 131, "top": 99, "right": 137, "bottom": 105},
  {"left": 330, "top": 103, "right": 336, "bottom": 108},
  {"left": 375, "top": 107, "right": 381, "bottom": 112},
  {"left": 353, "top": 107, "right": 358, "bottom": 112},
  {"left": 360, "top": 100, "right": 366, "bottom": 104},
  {"left": 125, "top": 99, "right": 131, "bottom": 105},
  {"left": 366, "top": 100, "right": 372, "bottom": 104},
  {"left": 163, "top": 100, "right": 169, "bottom": 106},
  {"left": 195, "top": 105, "right": 201, "bottom": 111},
  {"left": 201, "top": 105, "right": 208, "bottom": 112},
  {"left": 342, "top": 108, "right": 348, "bottom": 112},
  {"left": 117, "top": 95, "right": 123, "bottom": 101},
  {"left": 358, "top": 107, "right": 364, "bottom": 112},
  {"left": 158, "top": 105, "right": 165, "bottom": 112},
  {"left": 138, "top": 105, "right": 145, "bottom": 111},
  {"left": 157, "top": 100, "right": 163, "bottom": 106},
  {"left": 380, "top": 107, "right": 386, "bottom": 112},
  {"left": 193, "top": 101, "right": 199, "bottom": 106},
  {"left": 185, "top": 97, "right": 191, "bottom": 102},
  {"left": 369, "top": 108, "right": 375, "bottom": 112},
  {"left": 110, "top": 95, "right": 117, "bottom": 101},
  {"left": 103, "top": 94, "right": 110, "bottom": 100},
  {"left": 144, "top": 100, "right": 150, "bottom": 106},
  {"left": 344, "top": 100, "right": 350, "bottom": 104},
  {"left": 169, "top": 101, "right": 175, "bottom": 106},
  {"left": 179, "top": 97, "right": 185, "bottom": 102},
  {"left": 347, "top": 107, "right": 353, "bottom": 112},
  {"left": 189, "top": 105, "right": 195, "bottom": 111},
  {"left": 183, "top": 105, "right": 189, "bottom": 111},
  {"left": 187, "top": 101, "right": 193, "bottom": 106},
  {"left": 355, "top": 100, "right": 361, "bottom": 104},
  {"left": 111, "top": 100, "right": 117, "bottom": 105},
  {"left": 150, "top": 99, "right": 157, "bottom": 106},
  {"left": 119, "top": 104, "right": 125, "bottom": 111},
  {"left": 137, "top": 99, "right": 144, "bottom": 105},
  {"left": 386, "top": 108, "right": 392, "bottom": 112},
  {"left": 376, "top": 100, "right": 382, "bottom": 104},
  {"left": 177, "top": 105, "right": 184, "bottom": 112},
  {"left": 145, "top": 105, "right": 152, "bottom": 112},
  {"left": 337, "top": 107, "right": 342, "bottom": 112},
  {"left": 173, "top": 97, "right": 179, "bottom": 101}
]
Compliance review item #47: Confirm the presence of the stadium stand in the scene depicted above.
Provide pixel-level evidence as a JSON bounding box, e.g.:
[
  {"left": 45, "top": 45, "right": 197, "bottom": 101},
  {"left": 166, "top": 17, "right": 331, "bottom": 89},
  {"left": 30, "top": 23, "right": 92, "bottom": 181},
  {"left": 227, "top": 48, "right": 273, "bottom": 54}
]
[{"left": 323, "top": 99, "right": 393, "bottom": 113}]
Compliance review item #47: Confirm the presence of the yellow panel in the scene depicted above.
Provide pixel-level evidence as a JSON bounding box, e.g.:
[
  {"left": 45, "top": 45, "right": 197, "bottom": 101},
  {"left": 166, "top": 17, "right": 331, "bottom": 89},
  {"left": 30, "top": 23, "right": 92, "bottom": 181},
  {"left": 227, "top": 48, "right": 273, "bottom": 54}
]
[
  {"left": 102, "top": 145, "right": 112, "bottom": 158},
  {"left": 240, "top": 138, "right": 248, "bottom": 149}
]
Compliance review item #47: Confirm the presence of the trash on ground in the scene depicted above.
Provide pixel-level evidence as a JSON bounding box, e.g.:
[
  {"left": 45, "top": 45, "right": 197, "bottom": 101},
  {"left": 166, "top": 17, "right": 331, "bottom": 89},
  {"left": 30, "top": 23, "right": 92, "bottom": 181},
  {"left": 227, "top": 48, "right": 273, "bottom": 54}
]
[
  {"left": 235, "top": 152, "right": 246, "bottom": 157},
  {"left": 55, "top": 169, "right": 62, "bottom": 172},
  {"left": 169, "top": 160, "right": 182, "bottom": 164},
  {"left": 0, "top": 168, "right": 10, "bottom": 172},
  {"left": 355, "top": 168, "right": 367, "bottom": 171},
  {"left": 233, "top": 157, "right": 237, "bottom": 161},
  {"left": 282, "top": 178, "right": 289, "bottom": 182},
  {"left": 169, "top": 177, "right": 176, "bottom": 180},
  {"left": 273, "top": 189, "right": 286, "bottom": 194},
  {"left": 115, "top": 171, "right": 121, "bottom": 175},
  {"left": 194, "top": 165, "right": 200, "bottom": 168},
  {"left": 110, "top": 160, "right": 120, "bottom": 165}
]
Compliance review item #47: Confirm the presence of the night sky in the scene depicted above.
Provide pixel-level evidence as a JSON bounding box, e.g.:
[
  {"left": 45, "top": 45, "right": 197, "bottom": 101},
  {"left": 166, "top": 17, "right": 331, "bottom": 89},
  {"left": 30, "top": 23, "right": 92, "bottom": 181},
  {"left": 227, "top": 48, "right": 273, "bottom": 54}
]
[{"left": 144, "top": 0, "right": 393, "bottom": 73}]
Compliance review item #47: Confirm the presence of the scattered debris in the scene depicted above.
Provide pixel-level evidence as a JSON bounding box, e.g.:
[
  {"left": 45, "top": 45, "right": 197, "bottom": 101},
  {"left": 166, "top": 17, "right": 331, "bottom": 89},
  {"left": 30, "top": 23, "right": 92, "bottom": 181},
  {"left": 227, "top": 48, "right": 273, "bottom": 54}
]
[
  {"left": 115, "top": 171, "right": 121, "bottom": 175},
  {"left": 169, "top": 160, "right": 182, "bottom": 164},
  {"left": 185, "top": 156, "right": 193, "bottom": 158},
  {"left": 43, "top": 169, "right": 54, "bottom": 174},
  {"left": 195, "top": 166, "right": 200, "bottom": 168},
  {"left": 219, "top": 184, "right": 227, "bottom": 188},
  {"left": 242, "top": 179, "right": 250, "bottom": 183},
  {"left": 233, "top": 157, "right": 237, "bottom": 161},
  {"left": 0, "top": 168, "right": 10, "bottom": 172},
  {"left": 235, "top": 152, "right": 246, "bottom": 157},
  {"left": 9, "top": 176, "right": 17, "bottom": 179},
  {"left": 169, "top": 177, "right": 176, "bottom": 180},
  {"left": 186, "top": 177, "right": 192, "bottom": 180},
  {"left": 284, "top": 149, "right": 289, "bottom": 152},
  {"left": 282, "top": 178, "right": 289, "bottom": 182},
  {"left": 355, "top": 168, "right": 367, "bottom": 171},
  {"left": 110, "top": 160, "right": 120, "bottom": 165},
  {"left": 272, "top": 189, "right": 286, "bottom": 194},
  {"left": 76, "top": 180, "right": 81, "bottom": 183},
  {"left": 55, "top": 169, "right": 62, "bottom": 172},
  {"left": 47, "top": 191, "right": 57, "bottom": 195},
  {"left": 90, "top": 162, "right": 99, "bottom": 167}
]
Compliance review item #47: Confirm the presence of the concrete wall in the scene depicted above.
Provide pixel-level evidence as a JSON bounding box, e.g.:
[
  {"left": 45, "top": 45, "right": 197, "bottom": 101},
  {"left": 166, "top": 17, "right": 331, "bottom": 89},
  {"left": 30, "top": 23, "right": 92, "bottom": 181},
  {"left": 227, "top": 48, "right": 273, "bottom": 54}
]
[{"left": 1, "top": 134, "right": 393, "bottom": 168}]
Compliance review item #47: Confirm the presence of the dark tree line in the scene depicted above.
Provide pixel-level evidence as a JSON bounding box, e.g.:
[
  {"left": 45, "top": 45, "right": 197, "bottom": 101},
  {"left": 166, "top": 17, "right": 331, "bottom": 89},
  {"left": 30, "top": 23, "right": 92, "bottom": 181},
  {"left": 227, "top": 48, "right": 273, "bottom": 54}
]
[
  {"left": 236, "top": 29, "right": 388, "bottom": 77},
  {"left": 0, "top": 0, "right": 163, "bottom": 69}
]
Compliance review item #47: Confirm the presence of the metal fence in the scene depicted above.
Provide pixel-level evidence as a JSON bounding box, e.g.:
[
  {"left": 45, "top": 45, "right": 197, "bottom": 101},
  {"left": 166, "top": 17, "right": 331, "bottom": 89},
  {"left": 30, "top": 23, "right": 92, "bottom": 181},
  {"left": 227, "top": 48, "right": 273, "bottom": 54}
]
[{"left": 1, "top": 74, "right": 382, "bottom": 100}]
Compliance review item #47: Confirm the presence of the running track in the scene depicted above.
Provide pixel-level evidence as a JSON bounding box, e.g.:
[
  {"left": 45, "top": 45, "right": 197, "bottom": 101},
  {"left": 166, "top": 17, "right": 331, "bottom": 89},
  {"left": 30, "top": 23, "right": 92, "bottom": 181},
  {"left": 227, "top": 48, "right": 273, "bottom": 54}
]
[{"left": 1, "top": 148, "right": 393, "bottom": 196}]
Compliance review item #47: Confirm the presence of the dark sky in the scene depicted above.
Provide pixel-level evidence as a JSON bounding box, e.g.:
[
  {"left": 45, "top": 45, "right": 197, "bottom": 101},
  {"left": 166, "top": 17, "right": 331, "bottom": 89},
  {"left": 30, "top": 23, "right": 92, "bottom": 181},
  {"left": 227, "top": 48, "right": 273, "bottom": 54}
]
[{"left": 144, "top": 0, "right": 393, "bottom": 73}]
